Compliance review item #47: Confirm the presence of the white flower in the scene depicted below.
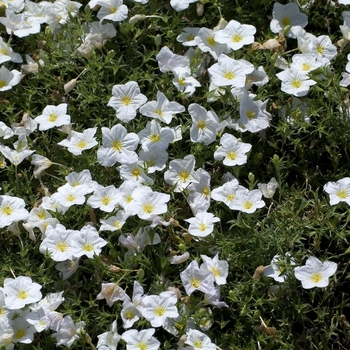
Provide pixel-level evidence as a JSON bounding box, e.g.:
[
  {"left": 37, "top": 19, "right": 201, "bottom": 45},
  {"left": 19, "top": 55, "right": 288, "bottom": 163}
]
[
  {"left": 214, "top": 19, "right": 256, "bottom": 51},
  {"left": 97, "top": 320, "right": 121, "bottom": 350},
  {"left": 229, "top": 188, "right": 265, "bottom": 213},
  {"left": 324, "top": 177, "right": 350, "bottom": 205},
  {"left": 39, "top": 224, "right": 78, "bottom": 262},
  {"left": 185, "top": 329, "right": 216, "bottom": 350},
  {"left": 294, "top": 256, "right": 337, "bottom": 289},
  {"left": 213, "top": 133, "right": 252, "bottom": 166},
  {"left": 97, "top": 124, "right": 139, "bottom": 166},
  {"left": 270, "top": 2, "right": 308, "bottom": 38},
  {"left": 156, "top": 46, "right": 189, "bottom": 73},
  {"left": 141, "top": 291, "right": 179, "bottom": 328},
  {"left": 200, "top": 253, "right": 229, "bottom": 285},
  {"left": 276, "top": 68, "right": 316, "bottom": 97},
  {"left": 208, "top": 54, "right": 254, "bottom": 87},
  {"left": 263, "top": 253, "right": 295, "bottom": 282},
  {"left": 107, "top": 81, "right": 147, "bottom": 122},
  {"left": 177, "top": 27, "right": 200, "bottom": 46},
  {"left": 195, "top": 27, "right": 229, "bottom": 60},
  {"left": 132, "top": 186, "right": 170, "bottom": 221},
  {"left": 34, "top": 103, "right": 70, "bottom": 131},
  {"left": 180, "top": 260, "right": 215, "bottom": 295},
  {"left": 0, "top": 195, "right": 29, "bottom": 229},
  {"left": 170, "top": 0, "right": 197, "bottom": 12},
  {"left": 52, "top": 315, "right": 85, "bottom": 348},
  {"left": 138, "top": 119, "right": 174, "bottom": 151},
  {"left": 139, "top": 91, "right": 185, "bottom": 124},
  {"left": 3, "top": 276, "right": 42, "bottom": 310},
  {"left": 96, "top": 0, "right": 128, "bottom": 23},
  {"left": 54, "top": 183, "right": 87, "bottom": 208},
  {"left": 57, "top": 127, "right": 98, "bottom": 155},
  {"left": 96, "top": 283, "right": 130, "bottom": 307},
  {"left": 0, "top": 145, "right": 34, "bottom": 166},
  {"left": 87, "top": 184, "right": 120, "bottom": 212},
  {"left": 185, "top": 212, "right": 220, "bottom": 238},
  {"left": 71, "top": 224, "right": 108, "bottom": 258},
  {"left": 99, "top": 210, "right": 130, "bottom": 231},
  {"left": 258, "top": 177, "right": 278, "bottom": 198},
  {"left": 211, "top": 178, "right": 245, "bottom": 207},
  {"left": 121, "top": 328, "right": 160, "bottom": 350},
  {"left": 171, "top": 66, "right": 201, "bottom": 96},
  {"left": 188, "top": 103, "right": 219, "bottom": 145},
  {"left": 0, "top": 66, "right": 21, "bottom": 91},
  {"left": 164, "top": 154, "right": 199, "bottom": 192},
  {"left": 238, "top": 93, "right": 270, "bottom": 133}
]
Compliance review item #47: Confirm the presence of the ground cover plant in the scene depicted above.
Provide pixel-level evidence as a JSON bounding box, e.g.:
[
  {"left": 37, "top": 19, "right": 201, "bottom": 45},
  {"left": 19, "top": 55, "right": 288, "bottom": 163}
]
[{"left": 2, "top": 0, "right": 350, "bottom": 349}]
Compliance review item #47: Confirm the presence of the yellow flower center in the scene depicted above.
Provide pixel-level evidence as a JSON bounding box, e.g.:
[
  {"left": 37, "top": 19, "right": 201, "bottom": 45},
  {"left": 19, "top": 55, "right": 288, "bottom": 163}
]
[
  {"left": 109, "top": 6, "right": 117, "bottom": 13},
  {"left": 114, "top": 221, "right": 121, "bottom": 229},
  {"left": 154, "top": 109, "right": 163, "bottom": 117},
  {"left": 202, "top": 187, "right": 210, "bottom": 196},
  {"left": 0, "top": 48, "right": 7, "bottom": 55},
  {"left": 197, "top": 120, "right": 206, "bottom": 130},
  {"left": 48, "top": 113, "right": 58, "bottom": 122},
  {"left": 101, "top": 197, "right": 111, "bottom": 206},
  {"left": 193, "top": 340, "right": 203, "bottom": 348},
  {"left": 246, "top": 110, "right": 256, "bottom": 120},
  {"left": 137, "top": 342, "right": 148, "bottom": 350},
  {"left": 302, "top": 63, "right": 311, "bottom": 71},
  {"left": 121, "top": 96, "right": 132, "bottom": 106},
  {"left": 190, "top": 278, "right": 200, "bottom": 288},
  {"left": 186, "top": 34, "right": 195, "bottom": 41},
  {"left": 17, "top": 290, "right": 28, "bottom": 300},
  {"left": 227, "top": 151, "right": 237, "bottom": 160},
  {"left": 179, "top": 170, "right": 190, "bottom": 182},
  {"left": 243, "top": 201, "right": 253, "bottom": 210},
  {"left": 317, "top": 45, "right": 324, "bottom": 54},
  {"left": 0, "top": 80, "right": 7, "bottom": 88},
  {"left": 83, "top": 243, "right": 94, "bottom": 251},
  {"left": 56, "top": 242, "right": 68, "bottom": 252},
  {"left": 66, "top": 194, "right": 76, "bottom": 202},
  {"left": 112, "top": 140, "right": 122, "bottom": 152},
  {"left": 311, "top": 272, "right": 322, "bottom": 283},
  {"left": 227, "top": 194, "right": 236, "bottom": 201},
  {"left": 178, "top": 77, "right": 186, "bottom": 86},
  {"left": 232, "top": 33, "right": 243, "bottom": 42},
  {"left": 291, "top": 79, "right": 302, "bottom": 89},
  {"left": 14, "top": 329, "right": 26, "bottom": 339},
  {"left": 150, "top": 134, "right": 160, "bottom": 142},
  {"left": 37, "top": 211, "right": 46, "bottom": 220},
  {"left": 207, "top": 35, "right": 216, "bottom": 46},
  {"left": 125, "top": 195, "right": 133, "bottom": 203},
  {"left": 76, "top": 140, "right": 87, "bottom": 149},
  {"left": 2, "top": 206, "right": 13, "bottom": 215},
  {"left": 125, "top": 310, "right": 134, "bottom": 319},
  {"left": 142, "top": 203, "right": 154, "bottom": 214},
  {"left": 154, "top": 306, "right": 166, "bottom": 316},
  {"left": 281, "top": 17, "right": 291, "bottom": 26},
  {"left": 199, "top": 223, "right": 207, "bottom": 231},
  {"left": 211, "top": 267, "right": 220, "bottom": 277},
  {"left": 337, "top": 189, "right": 347, "bottom": 199},
  {"left": 224, "top": 71, "right": 235, "bottom": 80},
  {"left": 132, "top": 168, "right": 141, "bottom": 178}
]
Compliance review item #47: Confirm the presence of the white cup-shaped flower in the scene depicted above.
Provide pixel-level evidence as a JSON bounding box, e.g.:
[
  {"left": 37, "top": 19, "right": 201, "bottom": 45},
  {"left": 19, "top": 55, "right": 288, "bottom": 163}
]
[
  {"left": 3, "top": 276, "right": 42, "bottom": 310},
  {"left": 294, "top": 256, "right": 337, "bottom": 289}
]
